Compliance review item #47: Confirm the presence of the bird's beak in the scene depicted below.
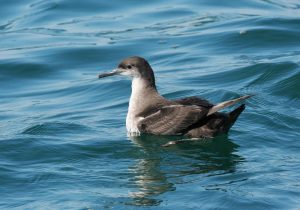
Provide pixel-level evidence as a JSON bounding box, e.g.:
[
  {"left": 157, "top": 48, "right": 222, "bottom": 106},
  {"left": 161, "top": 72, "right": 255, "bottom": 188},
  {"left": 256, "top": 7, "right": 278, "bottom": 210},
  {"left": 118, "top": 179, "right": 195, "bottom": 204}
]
[{"left": 98, "top": 68, "right": 123, "bottom": 79}]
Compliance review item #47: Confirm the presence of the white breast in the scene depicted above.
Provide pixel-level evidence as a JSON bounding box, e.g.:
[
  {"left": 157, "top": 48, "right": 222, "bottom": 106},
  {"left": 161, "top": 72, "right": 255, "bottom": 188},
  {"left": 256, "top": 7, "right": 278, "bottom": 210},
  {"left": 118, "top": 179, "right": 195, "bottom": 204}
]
[
  {"left": 126, "top": 78, "right": 145, "bottom": 135},
  {"left": 126, "top": 114, "right": 143, "bottom": 135}
]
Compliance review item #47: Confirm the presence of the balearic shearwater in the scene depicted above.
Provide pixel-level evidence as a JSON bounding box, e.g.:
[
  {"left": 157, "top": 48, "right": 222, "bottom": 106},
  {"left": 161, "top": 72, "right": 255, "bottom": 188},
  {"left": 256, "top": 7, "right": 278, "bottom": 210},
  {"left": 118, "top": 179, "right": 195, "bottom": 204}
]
[{"left": 98, "top": 56, "right": 251, "bottom": 138}]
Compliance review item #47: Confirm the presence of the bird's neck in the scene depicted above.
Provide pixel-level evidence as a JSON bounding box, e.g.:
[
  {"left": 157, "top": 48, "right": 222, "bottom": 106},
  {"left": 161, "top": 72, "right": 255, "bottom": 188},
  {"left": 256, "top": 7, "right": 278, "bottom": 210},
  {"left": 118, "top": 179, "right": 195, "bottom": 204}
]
[
  {"left": 128, "top": 77, "right": 166, "bottom": 119},
  {"left": 128, "top": 77, "right": 158, "bottom": 114}
]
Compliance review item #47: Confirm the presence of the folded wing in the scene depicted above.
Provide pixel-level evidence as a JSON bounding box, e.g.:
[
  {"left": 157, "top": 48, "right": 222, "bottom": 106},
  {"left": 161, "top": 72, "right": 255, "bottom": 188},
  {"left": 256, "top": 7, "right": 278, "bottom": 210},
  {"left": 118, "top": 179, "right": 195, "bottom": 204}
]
[{"left": 137, "top": 105, "right": 209, "bottom": 135}]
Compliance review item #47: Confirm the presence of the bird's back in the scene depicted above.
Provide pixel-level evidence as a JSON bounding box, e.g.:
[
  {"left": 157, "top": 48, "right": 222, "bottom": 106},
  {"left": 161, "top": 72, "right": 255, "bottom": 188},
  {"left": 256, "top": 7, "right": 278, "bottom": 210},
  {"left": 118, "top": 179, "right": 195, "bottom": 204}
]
[{"left": 173, "top": 96, "right": 246, "bottom": 138}]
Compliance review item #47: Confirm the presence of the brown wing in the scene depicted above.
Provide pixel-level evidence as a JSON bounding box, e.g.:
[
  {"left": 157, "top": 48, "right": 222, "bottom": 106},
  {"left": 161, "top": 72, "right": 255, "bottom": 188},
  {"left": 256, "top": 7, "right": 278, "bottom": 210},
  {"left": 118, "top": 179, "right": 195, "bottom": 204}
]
[
  {"left": 174, "top": 96, "right": 214, "bottom": 108},
  {"left": 137, "top": 105, "right": 209, "bottom": 135}
]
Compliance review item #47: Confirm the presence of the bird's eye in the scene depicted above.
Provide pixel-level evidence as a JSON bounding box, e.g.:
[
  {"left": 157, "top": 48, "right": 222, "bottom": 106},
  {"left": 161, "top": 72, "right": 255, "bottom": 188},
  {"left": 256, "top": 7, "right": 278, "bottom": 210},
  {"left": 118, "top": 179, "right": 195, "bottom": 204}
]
[{"left": 127, "top": 65, "right": 132, "bottom": 69}]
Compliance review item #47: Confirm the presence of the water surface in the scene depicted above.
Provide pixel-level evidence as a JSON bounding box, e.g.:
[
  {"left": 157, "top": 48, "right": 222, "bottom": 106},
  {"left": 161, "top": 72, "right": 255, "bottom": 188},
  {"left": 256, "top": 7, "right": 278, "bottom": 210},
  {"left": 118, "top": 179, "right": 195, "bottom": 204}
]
[{"left": 1, "top": 0, "right": 300, "bottom": 209}]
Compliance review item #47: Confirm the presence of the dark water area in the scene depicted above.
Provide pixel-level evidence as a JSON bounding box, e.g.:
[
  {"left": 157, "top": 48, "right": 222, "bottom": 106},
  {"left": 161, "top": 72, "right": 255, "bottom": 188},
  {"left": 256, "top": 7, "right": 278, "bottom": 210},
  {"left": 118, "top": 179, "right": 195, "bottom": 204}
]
[{"left": 1, "top": 0, "right": 300, "bottom": 209}]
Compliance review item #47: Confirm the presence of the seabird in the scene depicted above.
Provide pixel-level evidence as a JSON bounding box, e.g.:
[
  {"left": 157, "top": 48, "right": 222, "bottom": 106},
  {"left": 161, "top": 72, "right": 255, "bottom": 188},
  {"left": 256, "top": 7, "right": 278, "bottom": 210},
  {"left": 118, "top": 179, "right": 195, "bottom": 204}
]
[{"left": 98, "top": 56, "right": 251, "bottom": 138}]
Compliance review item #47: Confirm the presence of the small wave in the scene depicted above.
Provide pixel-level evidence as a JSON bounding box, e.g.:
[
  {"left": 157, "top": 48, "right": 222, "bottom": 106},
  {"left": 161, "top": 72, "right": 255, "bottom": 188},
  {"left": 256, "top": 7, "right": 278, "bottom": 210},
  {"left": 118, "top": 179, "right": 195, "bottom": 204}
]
[
  {"left": 22, "top": 122, "right": 91, "bottom": 136},
  {"left": 272, "top": 70, "right": 300, "bottom": 99},
  {"left": 0, "top": 61, "right": 52, "bottom": 80},
  {"left": 242, "top": 62, "right": 300, "bottom": 99}
]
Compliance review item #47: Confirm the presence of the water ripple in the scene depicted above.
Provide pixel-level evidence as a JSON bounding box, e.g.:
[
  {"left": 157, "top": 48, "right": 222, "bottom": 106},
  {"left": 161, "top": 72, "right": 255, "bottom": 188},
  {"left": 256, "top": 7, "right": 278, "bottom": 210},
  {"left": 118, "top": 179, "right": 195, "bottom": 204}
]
[{"left": 1, "top": 0, "right": 300, "bottom": 209}]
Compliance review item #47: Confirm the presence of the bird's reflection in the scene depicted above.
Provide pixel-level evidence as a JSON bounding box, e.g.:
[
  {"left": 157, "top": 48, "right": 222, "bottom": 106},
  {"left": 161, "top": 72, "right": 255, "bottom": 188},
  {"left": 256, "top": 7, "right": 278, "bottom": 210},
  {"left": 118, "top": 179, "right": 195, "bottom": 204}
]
[{"left": 126, "top": 134, "right": 244, "bottom": 206}]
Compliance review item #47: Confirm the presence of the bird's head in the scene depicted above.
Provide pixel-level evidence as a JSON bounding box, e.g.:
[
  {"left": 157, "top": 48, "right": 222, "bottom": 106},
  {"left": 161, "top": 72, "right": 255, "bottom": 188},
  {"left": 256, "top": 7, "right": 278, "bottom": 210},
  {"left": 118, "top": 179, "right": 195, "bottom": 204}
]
[{"left": 98, "top": 56, "right": 156, "bottom": 87}]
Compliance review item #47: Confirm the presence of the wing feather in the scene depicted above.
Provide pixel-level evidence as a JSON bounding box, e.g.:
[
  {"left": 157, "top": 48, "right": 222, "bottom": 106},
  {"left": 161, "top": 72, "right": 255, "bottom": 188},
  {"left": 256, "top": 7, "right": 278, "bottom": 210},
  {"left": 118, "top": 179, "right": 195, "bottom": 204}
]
[{"left": 137, "top": 105, "right": 208, "bottom": 135}]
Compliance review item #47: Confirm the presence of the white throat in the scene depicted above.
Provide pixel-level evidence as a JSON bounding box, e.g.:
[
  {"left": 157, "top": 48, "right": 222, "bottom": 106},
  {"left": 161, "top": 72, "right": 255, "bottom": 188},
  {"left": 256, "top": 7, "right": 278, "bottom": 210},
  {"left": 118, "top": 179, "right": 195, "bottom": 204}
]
[{"left": 126, "top": 77, "right": 147, "bottom": 135}]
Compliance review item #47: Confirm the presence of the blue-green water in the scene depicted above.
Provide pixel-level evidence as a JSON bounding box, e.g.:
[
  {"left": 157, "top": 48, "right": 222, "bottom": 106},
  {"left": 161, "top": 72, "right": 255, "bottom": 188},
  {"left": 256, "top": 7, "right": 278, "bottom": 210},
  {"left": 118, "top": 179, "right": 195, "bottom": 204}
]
[{"left": 1, "top": 0, "right": 300, "bottom": 209}]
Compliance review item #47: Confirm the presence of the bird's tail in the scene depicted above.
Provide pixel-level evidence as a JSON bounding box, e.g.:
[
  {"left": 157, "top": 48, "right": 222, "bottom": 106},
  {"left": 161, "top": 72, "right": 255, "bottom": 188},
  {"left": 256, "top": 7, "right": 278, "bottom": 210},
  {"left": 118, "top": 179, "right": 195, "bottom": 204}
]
[
  {"left": 226, "top": 104, "right": 246, "bottom": 131},
  {"left": 207, "top": 95, "right": 252, "bottom": 116}
]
